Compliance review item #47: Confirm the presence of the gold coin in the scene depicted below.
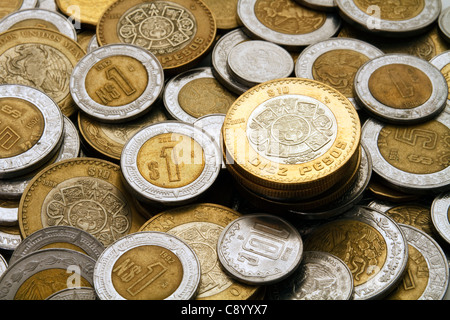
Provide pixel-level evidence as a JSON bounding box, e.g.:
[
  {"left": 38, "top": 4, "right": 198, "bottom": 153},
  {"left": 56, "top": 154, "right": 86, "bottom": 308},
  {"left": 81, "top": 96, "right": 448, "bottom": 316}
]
[
  {"left": 0, "top": 0, "right": 25, "bottom": 19},
  {"left": 222, "top": 78, "right": 361, "bottom": 191},
  {"left": 97, "top": 0, "right": 217, "bottom": 74},
  {"left": 202, "top": 0, "right": 239, "bottom": 30},
  {"left": 0, "top": 28, "right": 86, "bottom": 117},
  {"left": 353, "top": 0, "right": 424, "bottom": 21},
  {"left": 138, "top": 203, "right": 259, "bottom": 300},
  {"left": 56, "top": 0, "right": 117, "bottom": 27},
  {"left": 18, "top": 158, "right": 147, "bottom": 247}
]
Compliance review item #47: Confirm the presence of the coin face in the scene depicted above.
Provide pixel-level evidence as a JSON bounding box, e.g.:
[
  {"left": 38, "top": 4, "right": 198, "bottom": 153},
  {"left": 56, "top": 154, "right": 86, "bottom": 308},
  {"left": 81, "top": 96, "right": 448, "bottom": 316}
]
[
  {"left": 431, "top": 192, "right": 450, "bottom": 246},
  {"left": 439, "top": 7, "right": 450, "bottom": 43},
  {"left": 46, "top": 287, "right": 97, "bottom": 300},
  {"left": 18, "top": 158, "right": 147, "bottom": 247},
  {"left": 56, "top": 0, "right": 117, "bottom": 26},
  {"left": 94, "top": 231, "right": 201, "bottom": 300},
  {"left": 0, "top": 0, "right": 37, "bottom": 19},
  {"left": 97, "top": 0, "right": 216, "bottom": 73}
]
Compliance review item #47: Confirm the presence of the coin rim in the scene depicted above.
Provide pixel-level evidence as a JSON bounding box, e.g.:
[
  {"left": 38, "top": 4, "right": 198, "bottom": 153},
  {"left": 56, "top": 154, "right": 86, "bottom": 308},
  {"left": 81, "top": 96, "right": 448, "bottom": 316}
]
[{"left": 431, "top": 192, "right": 450, "bottom": 246}]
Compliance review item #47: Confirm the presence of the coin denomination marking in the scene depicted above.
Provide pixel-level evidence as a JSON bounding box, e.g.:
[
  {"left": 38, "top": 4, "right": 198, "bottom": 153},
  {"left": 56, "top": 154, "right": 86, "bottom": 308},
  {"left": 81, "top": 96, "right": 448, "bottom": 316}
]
[{"left": 353, "top": 0, "right": 425, "bottom": 21}]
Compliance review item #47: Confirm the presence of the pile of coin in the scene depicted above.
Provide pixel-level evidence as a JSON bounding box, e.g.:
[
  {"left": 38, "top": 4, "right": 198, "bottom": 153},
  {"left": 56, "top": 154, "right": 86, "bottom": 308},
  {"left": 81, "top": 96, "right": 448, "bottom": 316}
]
[{"left": 0, "top": 0, "right": 448, "bottom": 302}]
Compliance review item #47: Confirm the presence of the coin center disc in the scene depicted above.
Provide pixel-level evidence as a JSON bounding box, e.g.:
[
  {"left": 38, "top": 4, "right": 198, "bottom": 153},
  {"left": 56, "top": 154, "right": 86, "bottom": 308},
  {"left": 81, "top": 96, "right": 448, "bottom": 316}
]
[
  {"left": 253, "top": 0, "right": 327, "bottom": 35},
  {"left": 312, "top": 49, "right": 370, "bottom": 98},
  {"left": 0, "top": 97, "right": 45, "bottom": 159},
  {"left": 377, "top": 120, "right": 450, "bottom": 175},
  {"left": 137, "top": 133, "right": 206, "bottom": 189},
  {"left": 353, "top": 0, "right": 425, "bottom": 21},
  {"left": 85, "top": 55, "right": 149, "bottom": 107},
  {"left": 10, "top": 19, "right": 60, "bottom": 32},
  {"left": 368, "top": 63, "right": 433, "bottom": 109},
  {"left": 0, "top": 0, "right": 22, "bottom": 19},
  {"left": 111, "top": 245, "right": 184, "bottom": 300}
]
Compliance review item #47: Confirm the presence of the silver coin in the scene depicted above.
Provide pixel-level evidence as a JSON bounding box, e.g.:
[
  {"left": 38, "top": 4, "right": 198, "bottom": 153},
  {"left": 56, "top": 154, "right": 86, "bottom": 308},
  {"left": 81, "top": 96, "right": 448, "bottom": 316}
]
[
  {"left": 9, "top": 225, "right": 105, "bottom": 265},
  {"left": 336, "top": 0, "right": 441, "bottom": 37},
  {"left": 121, "top": 121, "right": 222, "bottom": 206},
  {"left": 0, "top": 84, "right": 64, "bottom": 179},
  {"left": 217, "top": 213, "right": 303, "bottom": 285},
  {"left": 361, "top": 114, "right": 450, "bottom": 194},
  {"left": 304, "top": 205, "right": 409, "bottom": 300},
  {"left": 431, "top": 192, "right": 450, "bottom": 247},
  {"left": 294, "top": 37, "right": 384, "bottom": 110},
  {"left": 0, "top": 248, "right": 96, "bottom": 300},
  {"left": 211, "top": 28, "right": 252, "bottom": 95},
  {"left": 294, "top": 0, "right": 337, "bottom": 12},
  {"left": 194, "top": 113, "right": 226, "bottom": 169},
  {"left": 0, "top": 8, "right": 77, "bottom": 41},
  {"left": 86, "top": 35, "right": 100, "bottom": 53},
  {"left": 237, "top": 0, "right": 341, "bottom": 50},
  {"left": 0, "top": 226, "right": 21, "bottom": 251},
  {"left": 46, "top": 287, "right": 97, "bottom": 300},
  {"left": 385, "top": 224, "right": 449, "bottom": 300},
  {"left": 93, "top": 231, "right": 201, "bottom": 300},
  {"left": 266, "top": 251, "right": 354, "bottom": 300},
  {"left": 354, "top": 54, "right": 448, "bottom": 124},
  {"left": 70, "top": 44, "right": 164, "bottom": 123},
  {"left": 37, "top": 0, "right": 58, "bottom": 11},
  {"left": 0, "top": 115, "right": 80, "bottom": 200},
  {"left": 439, "top": 6, "right": 450, "bottom": 43},
  {"left": 0, "top": 200, "right": 19, "bottom": 226},
  {"left": 0, "top": 254, "right": 7, "bottom": 278}
]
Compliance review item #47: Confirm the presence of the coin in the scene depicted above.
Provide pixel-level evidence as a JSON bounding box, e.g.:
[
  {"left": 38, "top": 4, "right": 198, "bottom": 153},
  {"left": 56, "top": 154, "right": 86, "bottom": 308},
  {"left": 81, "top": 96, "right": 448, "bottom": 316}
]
[
  {"left": 194, "top": 113, "right": 226, "bottom": 169},
  {"left": 56, "top": 0, "right": 117, "bottom": 27},
  {"left": 163, "top": 67, "right": 237, "bottom": 124},
  {"left": 87, "top": 35, "right": 100, "bottom": 53},
  {"left": 94, "top": 231, "right": 201, "bottom": 300},
  {"left": 336, "top": 0, "right": 441, "bottom": 37},
  {"left": 0, "top": 8, "right": 78, "bottom": 41},
  {"left": 0, "top": 200, "right": 19, "bottom": 226},
  {"left": 385, "top": 224, "right": 449, "bottom": 300},
  {"left": 37, "top": 0, "right": 58, "bottom": 11},
  {"left": 138, "top": 203, "right": 260, "bottom": 300},
  {"left": 367, "top": 174, "right": 422, "bottom": 203},
  {"left": 121, "top": 121, "right": 222, "bottom": 206},
  {"left": 294, "top": 0, "right": 337, "bottom": 12},
  {"left": 9, "top": 225, "right": 105, "bottom": 265},
  {"left": 361, "top": 114, "right": 450, "bottom": 194},
  {"left": 238, "top": 0, "right": 341, "bottom": 50},
  {"left": 0, "top": 0, "right": 37, "bottom": 19},
  {"left": 430, "top": 50, "right": 450, "bottom": 101},
  {"left": 217, "top": 213, "right": 303, "bottom": 285},
  {"left": 18, "top": 158, "right": 147, "bottom": 247},
  {"left": 0, "top": 84, "right": 64, "bottom": 179},
  {"left": 0, "top": 248, "right": 96, "bottom": 300},
  {"left": 70, "top": 44, "right": 164, "bottom": 123},
  {"left": 431, "top": 192, "right": 450, "bottom": 247},
  {"left": 0, "top": 225, "right": 21, "bottom": 251},
  {"left": 354, "top": 54, "right": 448, "bottom": 124},
  {"left": 76, "top": 29, "right": 96, "bottom": 53},
  {"left": 303, "top": 205, "right": 409, "bottom": 300},
  {"left": 46, "top": 287, "right": 97, "bottom": 300},
  {"left": 439, "top": 6, "right": 450, "bottom": 43},
  {"left": 266, "top": 251, "right": 354, "bottom": 300},
  {"left": 0, "top": 254, "right": 7, "bottom": 277},
  {"left": 294, "top": 37, "right": 384, "bottom": 110},
  {"left": 202, "top": 0, "right": 239, "bottom": 30},
  {"left": 97, "top": 0, "right": 217, "bottom": 74},
  {"left": 0, "top": 28, "right": 86, "bottom": 117}
]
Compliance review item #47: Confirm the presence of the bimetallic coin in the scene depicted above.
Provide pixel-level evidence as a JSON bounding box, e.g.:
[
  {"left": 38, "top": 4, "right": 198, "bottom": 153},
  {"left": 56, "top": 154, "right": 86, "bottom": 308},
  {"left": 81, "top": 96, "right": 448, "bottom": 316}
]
[
  {"left": 0, "top": 248, "right": 96, "bottom": 300},
  {"left": 0, "top": 9, "right": 78, "bottom": 41},
  {"left": 385, "top": 224, "right": 449, "bottom": 300},
  {"left": 354, "top": 54, "right": 448, "bottom": 124},
  {"left": 121, "top": 121, "right": 222, "bottom": 206},
  {"left": 56, "top": 0, "right": 117, "bottom": 27},
  {"left": 431, "top": 192, "right": 450, "bottom": 247},
  {"left": 439, "top": 6, "right": 450, "bottom": 43},
  {"left": 430, "top": 50, "right": 450, "bottom": 101},
  {"left": 294, "top": 37, "right": 384, "bottom": 110},
  {"left": 266, "top": 251, "right": 354, "bottom": 300},
  {"left": 361, "top": 114, "right": 450, "bottom": 194},
  {"left": 237, "top": 0, "right": 341, "bottom": 50},
  {"left": 70, "top": 44, "right": 164, "bottom": 123},
  {"left": 217, "top": 213, "right": 303, "bottom": 285},
  {"left": 0, "top": 0, "right": 37, "bottom": 19},
  {"left": 9, "top": 225, "right": 105, "bottom": 265},
  {"left": 304, "top": 206, "right": 409, "bottom": 300},
  {"left": 0, "top": 84, "right": 64, "bottom": 179},
  {"left": 202, "top": 0, "right": 239, "bottom": 30},
  {"left": 163, "top": 67, "right": 237, "bottom": 124},
  {"left": 194, "top": 113, "right": 226, "bottom": 169},
  {"left": 94, "top": 231, "right": 201, "bottom": 300},
  {"left": 0, "top": 200, "right": 19, "bottom": 226},
  {"left": 0, "top": 225, "right": 21, "bottom": 251},
  {"left": 294, "top": 0, "right": 337, "bottom": 12},
  {"left": 46, "top": 287, "right": 97, "bottom": 300}
]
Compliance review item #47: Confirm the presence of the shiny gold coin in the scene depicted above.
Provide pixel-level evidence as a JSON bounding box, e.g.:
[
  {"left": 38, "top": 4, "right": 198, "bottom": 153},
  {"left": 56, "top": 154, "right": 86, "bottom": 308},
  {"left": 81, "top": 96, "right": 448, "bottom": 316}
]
[
  {"left": 222, "top": 78, "right": 361, "bottom": 191},
  {"left": 56, "top": 0, "right": 117, "bottom": 27},
  {"left": 202, "top": 0, "right": 239, "bottom": 30},
  {"left": 0, "top": 28, "right": 85, "bottom": 117},
  {"left": 97, "top": 0, "right": 217, "bottom": 74},
  {"left": 138, "top": 203, "right": 260, "bottom": 300},
  {"left": 18, "top": 158, "right": 147, "bottom": 247}
]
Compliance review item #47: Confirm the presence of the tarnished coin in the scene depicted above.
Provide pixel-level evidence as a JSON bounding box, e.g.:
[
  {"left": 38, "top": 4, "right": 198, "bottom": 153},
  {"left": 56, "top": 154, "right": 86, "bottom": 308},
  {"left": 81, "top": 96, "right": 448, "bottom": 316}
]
[
  {"left": 194, "top": 113, "right": 226, "bottom": 169},
  {"left": 266, "top": 251, "right": 354, "bottom": 300},
  {"left": 0, "top": 0, "right": 37, "bottom": 19},
  {"left": 0, "top": 28, "right": 86, "bottom": 117},
  {"left": 336, "top": 0, "right": 441, "bottom": 37},
  {"left": 18, "top": 158, "right": 147, "bottom": 247},
  {"left": 304, "top": 206, "right": 409, "bottom": 300},
  {"left": 138, "top": 203, "right": 260, "bottom": 300},
  {"left": 56, "top": 0, "right": 117, "bottom": 27},
  {"left": 0, "top": 84, "right": 64, "bottom": 179},
  {"left": 0, "top": 8, "right": 78, "bottom": 41},
  {"left": 163, "top": 67, "right": 237, "bottom": 124},
  {"left": 46, "top": 287, "right": 97, "bottom": 300},
  {"left": 0, "top": 200, "right": 19, "bottom": 226},
  {"left": 9, "top": 225, "right": 105, "bottom": 265},
  {"left": 217, "top": 213, "right": 303, "bottom": 285},
  {"left": 202, "top": 0, "right": 239, "bottom": 30},
  {"left": 0, "top": 248, "right": 96, "bottom": 300},
  {"left": 354, "top": 54, "right": 448, "bottom": 124},
  {"left": 430, "top": 50, "right": 450, "bottom": 101},
  {"left": 385, "top": 224, "right": 449, "bottom": 300},
  {"left": 361, "top": 114, "right": 450, "bottom": 194},
  {"left": 431, "top": 192, "right": 450, "bottom": 246},
  {"left": 94, "top": 231, "right": 201, "bottom": 300},
  {"left": 0, "top": 225, "right": 21, "bottom": 251},
  {"left": 121, "top": 121, "right": 222, "bottom": 206},
  {"left": 71, "top": 44, "right": 164, "bottom": 123},
  {"left": 294, "top": 0, "right": 337, "bottom": 12},
  {"left": 237, "top": 0, "right": 341, "bottom": 50},
  {"left": 97, "top": 0, "right": 217, "bottom": 74},
  {"left": 439, "top": 6, "right": 450, "bottom": 43},
  {"left": 294, "top": 37, "right": 384, "bottom": 110}
]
